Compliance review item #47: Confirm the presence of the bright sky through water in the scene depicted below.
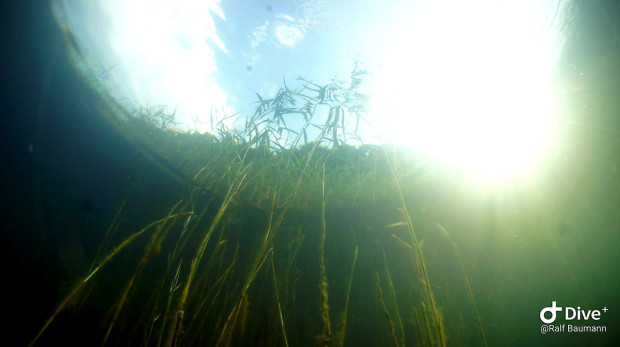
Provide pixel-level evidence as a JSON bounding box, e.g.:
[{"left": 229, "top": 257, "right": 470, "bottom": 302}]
[{"left": 52, "top": 0, "right": 568, "bottom": 182}]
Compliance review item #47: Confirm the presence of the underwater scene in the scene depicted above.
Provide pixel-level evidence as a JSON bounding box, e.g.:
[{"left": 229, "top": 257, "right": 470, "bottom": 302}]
[{"left": 1, "top": 1, "right": 619, "bottom": 346}]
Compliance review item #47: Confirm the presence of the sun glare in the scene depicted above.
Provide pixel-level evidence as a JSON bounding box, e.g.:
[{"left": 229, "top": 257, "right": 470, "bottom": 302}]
[
  {"left": 369, "top": 0, "right": 562, "bottom": 183},
  {"left": 103, "top": 0, "right": 230, "bottom": 132}
]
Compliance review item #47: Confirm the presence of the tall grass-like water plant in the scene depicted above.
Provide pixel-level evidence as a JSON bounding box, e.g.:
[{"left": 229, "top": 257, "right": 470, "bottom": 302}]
[
  {"left": 31, "top": 39, "right": 611, "bottom": 345},
  {"left": 28, "top": 66, "right": 484, "bottom": 346}
]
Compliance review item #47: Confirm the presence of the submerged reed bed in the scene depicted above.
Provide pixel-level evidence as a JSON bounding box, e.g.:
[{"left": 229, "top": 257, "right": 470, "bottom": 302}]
[
  {"left": 386, "top": 149, "right": 446, "bottom": 347},
  {"left": 32, "top": 66, "right": 491, "bottom": 346}
]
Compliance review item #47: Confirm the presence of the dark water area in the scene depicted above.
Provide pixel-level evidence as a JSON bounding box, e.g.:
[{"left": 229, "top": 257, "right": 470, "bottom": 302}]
[
  {"left": 1, "top": 1, "right": 619, "bottom": 346},
  {"left": 1, "top": 2, "right": 189, "bottom": 344}
]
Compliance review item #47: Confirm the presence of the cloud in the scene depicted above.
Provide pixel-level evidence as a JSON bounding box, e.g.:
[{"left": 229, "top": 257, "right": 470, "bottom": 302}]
[
  {"left": 250, "top": 15, "right": 305, "bottom": 50},
  {"left": 250, "top": 21, "right": 269, "bottom": 48},
  {"left": 274, "top": 22, "right": 304, "bottom": 47}
]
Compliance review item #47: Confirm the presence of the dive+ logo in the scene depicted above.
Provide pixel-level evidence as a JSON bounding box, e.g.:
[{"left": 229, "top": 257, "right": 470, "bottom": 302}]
[{"left": 540, "top": 301, "right": 608, "bottom": 324}]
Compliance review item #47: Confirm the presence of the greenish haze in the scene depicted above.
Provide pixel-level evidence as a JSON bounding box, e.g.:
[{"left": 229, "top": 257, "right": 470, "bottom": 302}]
[{"left": 31, "top": 62, "right": 619, "bottom": 347}]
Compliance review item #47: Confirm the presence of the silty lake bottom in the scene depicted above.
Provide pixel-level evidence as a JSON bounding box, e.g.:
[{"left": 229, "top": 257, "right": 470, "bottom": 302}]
[{"left": 1, "top": 1, "right": 619, "bottom": 346}]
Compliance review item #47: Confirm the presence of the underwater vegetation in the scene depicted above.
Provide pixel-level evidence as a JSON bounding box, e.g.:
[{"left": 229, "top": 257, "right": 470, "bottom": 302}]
[
  {"left": 30, "top": 10, "right": 620, "bottom": 342},
  {"left": 28, "top": 62, "right": 495, "bottom": 347},
  {"left": 0, "top": 0, "right": 614, "bottom": 345}
]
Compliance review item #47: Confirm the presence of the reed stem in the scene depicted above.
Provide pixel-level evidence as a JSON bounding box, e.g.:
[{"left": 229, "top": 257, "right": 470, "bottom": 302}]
[
  {"left": 338, "top": 244, "right": 358, "bottom": 347},
  {"left": 386, "top": 150, "right": 445, "bottom": 347},
  {"left": 29, "top": 212, "right": 191, "bottom": 347},
  {"left": 436, "top": 222, "right": 487, "bottom": 347}
]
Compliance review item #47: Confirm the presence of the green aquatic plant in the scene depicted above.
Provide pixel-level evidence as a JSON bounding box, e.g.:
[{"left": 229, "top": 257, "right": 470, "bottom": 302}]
[
  {"left": 270, "top": 252, "right": 290, "bottom": 347},
  {"left": 386, "top": 149, "right": 446, "bottom": 347},
  {"left": 29, "top": 207, "right": 191, "bottom": 347},
  {"left": 336, "top": 244, "right": 358, "bottom": 347},
  {"left": 375, "top": 271, "right": 399, "bottom": 347},
  {"left": 436, "top": 222, "right": 487, "bottom": 347},
  {"left": 31, "top": 52, "right": 502, "bottom": 347},
  {"left": 169, "top": 163, "right": 250, "bottom": 347},
  {"left": 316, "top": 165, "right": 332, "bottom": 346},
  {"left": 382, "top": 247, "right": 405, "bottom": 346}
]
